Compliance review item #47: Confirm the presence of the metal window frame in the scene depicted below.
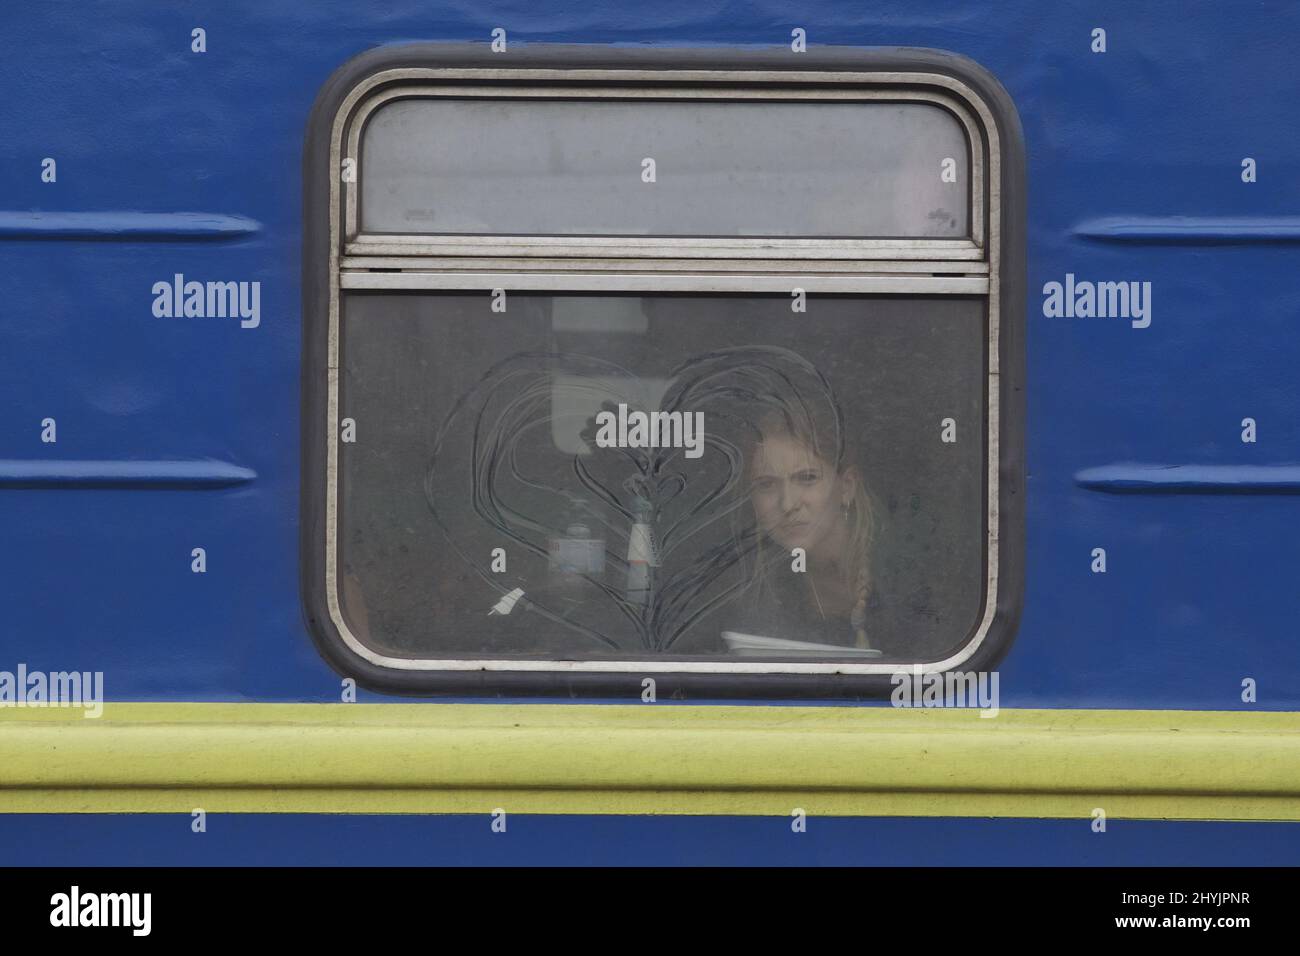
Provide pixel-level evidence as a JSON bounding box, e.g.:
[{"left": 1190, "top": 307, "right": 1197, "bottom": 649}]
[
  {"left": 301, "top": 43, "right": 1026, "bottom": 698},
  {"left": 342, "top": 81, "right": 986, "bottom": 251}
]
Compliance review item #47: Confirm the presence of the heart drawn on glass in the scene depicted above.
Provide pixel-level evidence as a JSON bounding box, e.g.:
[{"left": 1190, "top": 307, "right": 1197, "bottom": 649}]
[{"left": 423, "top": 345, "right": 849, "bottom": 654}]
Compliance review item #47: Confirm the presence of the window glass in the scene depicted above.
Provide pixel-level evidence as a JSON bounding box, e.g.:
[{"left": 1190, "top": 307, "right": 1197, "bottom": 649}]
[
  {"left": 359, "top": 99, "right": 970, "bottom": 238},
  {"left": 337, "top": 293, "right": 986, "bottom": 661}
]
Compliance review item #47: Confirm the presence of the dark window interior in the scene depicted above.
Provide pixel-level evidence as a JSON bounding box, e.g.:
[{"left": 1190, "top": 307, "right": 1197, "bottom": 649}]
[{"left": 337, "top": 293, "right": 987, "bottom": 663}]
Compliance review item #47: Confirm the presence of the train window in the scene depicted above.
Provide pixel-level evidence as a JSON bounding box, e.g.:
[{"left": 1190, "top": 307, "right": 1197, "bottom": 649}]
[{"left": 302, "top": 47, "right": 1025, "bottom": 696}]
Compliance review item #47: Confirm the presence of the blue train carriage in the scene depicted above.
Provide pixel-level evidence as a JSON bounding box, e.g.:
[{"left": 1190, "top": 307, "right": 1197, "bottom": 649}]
[{"left": 1, "top": 2, "right": 1299, "bottom": 866}]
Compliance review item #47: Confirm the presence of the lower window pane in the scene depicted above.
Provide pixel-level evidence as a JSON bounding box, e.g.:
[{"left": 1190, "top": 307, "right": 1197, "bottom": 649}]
[{"left": 337, "top": 293, "right": 987, "bottom": 663}]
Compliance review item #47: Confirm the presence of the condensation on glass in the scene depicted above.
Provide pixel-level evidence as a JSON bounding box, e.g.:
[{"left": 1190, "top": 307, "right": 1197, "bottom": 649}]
[
  {"left": 337, "top": 294, "right": 988, "bottom": 662},
  {"left": 358, "top": 98, "right": 971, "bottom": 238}
]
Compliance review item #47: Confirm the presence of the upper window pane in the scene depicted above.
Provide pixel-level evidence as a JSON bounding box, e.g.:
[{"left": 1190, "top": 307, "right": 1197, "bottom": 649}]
[{"left": 358, "top": 98, "right": 971, "bottom": 238}]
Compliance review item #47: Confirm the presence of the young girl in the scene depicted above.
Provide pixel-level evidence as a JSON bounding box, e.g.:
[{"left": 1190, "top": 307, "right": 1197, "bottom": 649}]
[{"left": 731, "top": 407, "right": 877, "bottom": 650}]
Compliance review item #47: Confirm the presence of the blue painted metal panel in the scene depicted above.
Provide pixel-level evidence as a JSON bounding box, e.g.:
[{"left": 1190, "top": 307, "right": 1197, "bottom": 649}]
[
  {"left": 2, "top": 814, "right": 1298, "bottom": 867},
  {"left": 1, "top": 1, "right": 1298, "bottom": 711}
]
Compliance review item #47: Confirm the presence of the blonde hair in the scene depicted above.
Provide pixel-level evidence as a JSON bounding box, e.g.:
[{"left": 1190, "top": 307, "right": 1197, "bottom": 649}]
[{"left": 737, "top": 408, "right": 877, "bottom": 648}]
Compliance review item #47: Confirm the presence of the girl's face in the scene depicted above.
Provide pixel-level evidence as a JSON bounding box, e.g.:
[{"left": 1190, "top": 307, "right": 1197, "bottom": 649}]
[{"left": 748, "top": 432, "right": 852, "bottom": 557}]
